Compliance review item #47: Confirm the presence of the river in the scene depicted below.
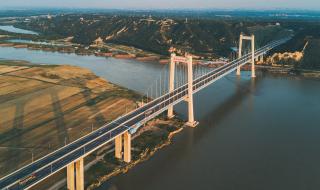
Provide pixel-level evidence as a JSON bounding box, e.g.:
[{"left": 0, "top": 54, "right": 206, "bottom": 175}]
[
  {"left": 0, "top": 47, "right": 320, "bottom": 190},
  {"left": 0, "top": 25, "right": 39, "bottom": 35}
]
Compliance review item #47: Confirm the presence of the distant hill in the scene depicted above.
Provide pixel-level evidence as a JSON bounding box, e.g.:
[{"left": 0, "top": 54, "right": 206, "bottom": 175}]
[{"left": 16, "top": 14, "right": 289, "bottom": 57}]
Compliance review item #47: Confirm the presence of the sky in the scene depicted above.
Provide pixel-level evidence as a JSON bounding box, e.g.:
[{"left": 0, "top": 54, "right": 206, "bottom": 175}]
[{"left": 1, "top": 0, "right": 320, "bottom": 10}]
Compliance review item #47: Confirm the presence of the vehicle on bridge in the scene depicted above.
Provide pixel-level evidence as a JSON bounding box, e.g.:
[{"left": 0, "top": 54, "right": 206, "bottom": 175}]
[
  {"left": 145, "top": 109, "right": 153, "bottom": 117},
  {"left": 19, "top": 173, "right": 36, "bottom": 186}
]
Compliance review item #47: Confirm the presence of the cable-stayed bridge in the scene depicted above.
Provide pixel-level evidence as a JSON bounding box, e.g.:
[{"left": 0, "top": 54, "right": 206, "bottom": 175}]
[{"left": 0, "top": 35, "right": 291, "bottom": 190}]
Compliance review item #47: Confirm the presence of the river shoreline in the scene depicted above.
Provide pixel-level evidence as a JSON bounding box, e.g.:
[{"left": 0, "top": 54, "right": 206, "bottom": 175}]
[
  {"left": 46, "top": 117, "right": 185, "bottom": 190},
  {"left": 0, "top": 40, "right": 169, "bottom": 64},
  {"left": 85, "top": 118, "right": 184, "bottom": 190},
  {"left": 48, "top": 117, "right": 185, "bottom": 190},
  {"left": 242, "top": 64, "right": 320, "bottom": 79}
]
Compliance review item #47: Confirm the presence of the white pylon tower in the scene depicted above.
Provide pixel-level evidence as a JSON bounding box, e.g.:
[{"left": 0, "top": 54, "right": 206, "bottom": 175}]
[
  {"left": 185, "top": 54, "right": 198, "bottom": 127},
  {"left": 236, "top": 33, "right": 256, "bottom": 78},
  {"left": 251, "top": 34, "right": 256, "bottom": 78},
  {"left": 236, "top": 33, "right": 243, "bottom": 75},
  {"left": 167, "top": 53, "right": 176, "bottom": 118},
  {"left": 167, "top": 53, "right": 198, "bottom": 127}
]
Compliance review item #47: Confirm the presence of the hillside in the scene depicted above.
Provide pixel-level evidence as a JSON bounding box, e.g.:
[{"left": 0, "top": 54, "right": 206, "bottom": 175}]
[
  {"left": 269, "top": 21, "right": 320, "bottom": 70},
  {"left": 8, "top": 13, "right": 320, "bottom": 70},
  {"left": 15, "top": 14, "right": 289, "bottom": 57}
]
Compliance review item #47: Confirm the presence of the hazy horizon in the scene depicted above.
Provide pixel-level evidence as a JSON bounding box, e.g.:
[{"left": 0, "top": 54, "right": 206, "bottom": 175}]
[{"left": 1, "top": 0, "right": 320, "bottom": 11}]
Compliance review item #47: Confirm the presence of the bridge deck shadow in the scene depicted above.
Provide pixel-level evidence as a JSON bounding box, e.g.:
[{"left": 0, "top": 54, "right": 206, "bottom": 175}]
[{"left": 191, "top": 77, "right": 261, "bottom": 144}]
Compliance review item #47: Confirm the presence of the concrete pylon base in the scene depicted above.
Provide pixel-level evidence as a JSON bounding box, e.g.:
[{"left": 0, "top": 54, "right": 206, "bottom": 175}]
[
  {"left": 252, "top": 71, "right": 256, "bottom": 78},
  {"left": 185, "top": 121, "right": 199, "bottom": 128},
  {"left": 236, "top": 67, "right": 241, "bottom": 76}
]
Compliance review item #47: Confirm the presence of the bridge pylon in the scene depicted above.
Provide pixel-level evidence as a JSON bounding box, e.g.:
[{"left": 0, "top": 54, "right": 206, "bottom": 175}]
[
  {"left": 236, "top": 34, "right": 243, "bottom": 75},
  {"left": 168, "top": 53, "right": 198, "bottom": 127},
  {"left": 251, "top": 34, "right": 256, "bottom": 78},
  {"left": 185, "top": 55, "right": 198, "bottom": 128},
  {"left": 167, "top": 53, "right": 176, "bottom": 119},
  {"left": 237, "top": 33, "right": 256, "bottom": 78}
]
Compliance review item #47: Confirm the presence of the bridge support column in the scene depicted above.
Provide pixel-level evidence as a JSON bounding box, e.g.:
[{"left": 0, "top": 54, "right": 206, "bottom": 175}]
[
  {"left": 114, "top": 132, "right": 131, "bottom": 163},
  {"left": 75, "top": 158, "right": 84, "bottom": 190},
  {"left": 123, "top": 131, "right": 131, "bottom": 163},
  {"left": 185, "top": 55, "right": 198, "bottom": 128},
  {"left": 167, "top": 53, "right": 176, "bottom": 119},
  {"left": 259, "top": 55, "right": 264, "bottom": 62},
  {"left": 236, "top": 34, "right": 243, "bottom": 76},
  {"left": 67, "top": 158, "right": 84, "bottom": 190},
  {"left": 67, "top": 163, "right": 75, "bottom": 190},
  {"left": 251, "top": 35, "right": 256, "bottom": 78},
  {"left": 115, "top": 135, "right": 122, "bottom": 159}
]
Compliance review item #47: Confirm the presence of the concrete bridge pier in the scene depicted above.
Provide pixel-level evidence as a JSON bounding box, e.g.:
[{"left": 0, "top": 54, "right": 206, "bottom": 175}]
[
  {"left": 67, "top": 163, "right": 75, "bottom": 190},
  {"left": 185, "top": 55, "right": 198, "bottom": 128},
  {"left": 167, "top": 53, "right": 176, "bottom": 119},
  {"left": 67, "top": 158, "right": 84, "bottom": 190},
  {"left": 123, "top": 131, "right": 131, "bottom": 163},
  {"left": 114, "top": 131, "right": 131, "bottom": 163},
  {"left": 259, "top": 54, "right": 264, "bottom": 62},
  {"left": 115, "top": 134, "right": 122, "bottom": 159},
  {"left": 75, "top": 158, "right": 84, "bottom": 190}
]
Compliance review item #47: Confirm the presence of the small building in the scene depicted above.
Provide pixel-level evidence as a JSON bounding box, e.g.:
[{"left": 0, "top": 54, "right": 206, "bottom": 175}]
[{"left": 93, "top": 37, "right": 104, "bottom": 46}]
